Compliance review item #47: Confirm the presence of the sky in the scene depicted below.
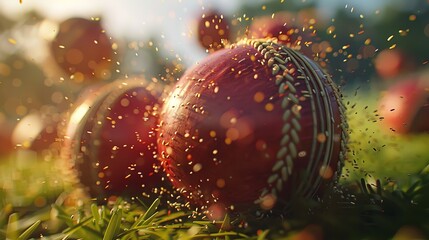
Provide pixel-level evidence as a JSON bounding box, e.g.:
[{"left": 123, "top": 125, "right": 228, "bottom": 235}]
[{"left": 0, "top": 0, "right": 388, "bottom": 65}]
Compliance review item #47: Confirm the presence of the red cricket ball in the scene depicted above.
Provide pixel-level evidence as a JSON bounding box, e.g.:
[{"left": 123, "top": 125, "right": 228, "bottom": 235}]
[
  {"left": 197, "top": 11, "right": 231, "bottom": 52},
  {"left": 158, "top": 39, "right": 347, "bottom": 215},
  {"left": 51, "top": 17, "right": 114, "bottom": 82},
  {"left": 379, "top": 74, "right": 429, "bottom": 133},
  {"left": 63, "top": 79, "right": 165, "bottom": 201},
  {"left": 248, "top": 12, "right": 318, "bottom": 59}
]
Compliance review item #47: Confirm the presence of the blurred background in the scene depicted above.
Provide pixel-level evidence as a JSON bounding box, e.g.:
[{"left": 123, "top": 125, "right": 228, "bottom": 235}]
[{"left": 0, "top": 0, "right": 429, "bottom": 235}]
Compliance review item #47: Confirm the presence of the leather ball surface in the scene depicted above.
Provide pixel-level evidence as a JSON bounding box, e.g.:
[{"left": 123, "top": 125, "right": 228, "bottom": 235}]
[{"left": 158, "top": 39, "right": 348, "bottom": 213}]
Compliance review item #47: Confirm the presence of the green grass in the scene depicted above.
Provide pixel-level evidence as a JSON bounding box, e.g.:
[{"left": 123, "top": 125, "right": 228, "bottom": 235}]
[
  {"left": 0, "top": 150, "right": 67, "bottom": 208},
  {"left": 2, "top": 175, "right": 429, "bottom": 239},
  {"left": 343, "top": 89, "right": 429, "bottom": 185}
]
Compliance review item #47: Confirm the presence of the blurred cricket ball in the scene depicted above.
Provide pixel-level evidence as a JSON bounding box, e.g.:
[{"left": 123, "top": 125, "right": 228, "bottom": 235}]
[
  {"left": 379, "top": 75, "right": 429, "bottom": 133},
  {"left": 11, "top": 111, "right": 60, "bottom": 155},
  {"left": 51, "top": 17, "right": 113, "bottom": 82},
  {"left": 158, "top": 39, "right": 348, "bottom": 214},
  {"left": 248, "top": 12, "right": 318, "bottom": 58},
  {"left": 197, "top": 11, "right": 230, "bottom": 52},
  {"left": 63, "top": 79, "right": 164, "bottom": 200},
  {"left": 0, "top": 121, "right": 14, "bottom": 157},
  {"left": 374, "top": 49, "right": 414, "bottom": 79}
]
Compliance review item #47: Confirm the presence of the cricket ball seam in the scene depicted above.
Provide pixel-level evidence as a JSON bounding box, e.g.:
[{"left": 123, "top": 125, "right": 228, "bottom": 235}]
[
  {"left": 246, "top": 39, "right": 300, "bottom": 201},
  {"left": 240, "top": 39, "right": 348, "bottom": 204},
  {"left": 286, "top": 48, "right": 332, "bottom": 198}
]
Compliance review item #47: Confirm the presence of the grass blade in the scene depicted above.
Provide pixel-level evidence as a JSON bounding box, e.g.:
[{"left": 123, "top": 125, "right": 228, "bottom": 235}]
[
  {"left": 143, "top": 198, "right": 160, "bottom": 221},
  {"left": 219, "top": 214, "right": 231, "bottom": 232},
  {"left": 6, "top": 213, "right": 18, "bottom": 240},
  {"left": 103, "top": 208, "right": 123, "bottom": 240},
  {"left": 63, "top": 216, "right": 102, "bottom": 239},
  {"left": 216, "top": 214, "right": 231, "bottom": 240},
  {"left": 18, "top": 220, "right": 41, "bottom": 240},
  {"left": 141, "top": 211, "right": 159, "bottom": 226},
  {"left": 135, "top": 197, "right": 149, "bottom": 210},
  {"left": 155, "top": 211, "right": 187, "bottom": 224},
  {"left": 62, "top": 216, "right": 95, "bottom": 239},
  {"left": 257, "top": 229, "right": 269, "bottom": 240},
  {"left": 360, "top": 178, "right": 369, "bottom": 194},
  {"left": 53, "top": 204, "right": 74, "bottom": 226},
  {"left": 193, "top": 231, "right": 249, "bottom": 238},
  {"left": 91, "top": 203, "right": 104, "bottom": 229},
  {"left": 131, "top": 198, "right": 160, "bottom": 228}
]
